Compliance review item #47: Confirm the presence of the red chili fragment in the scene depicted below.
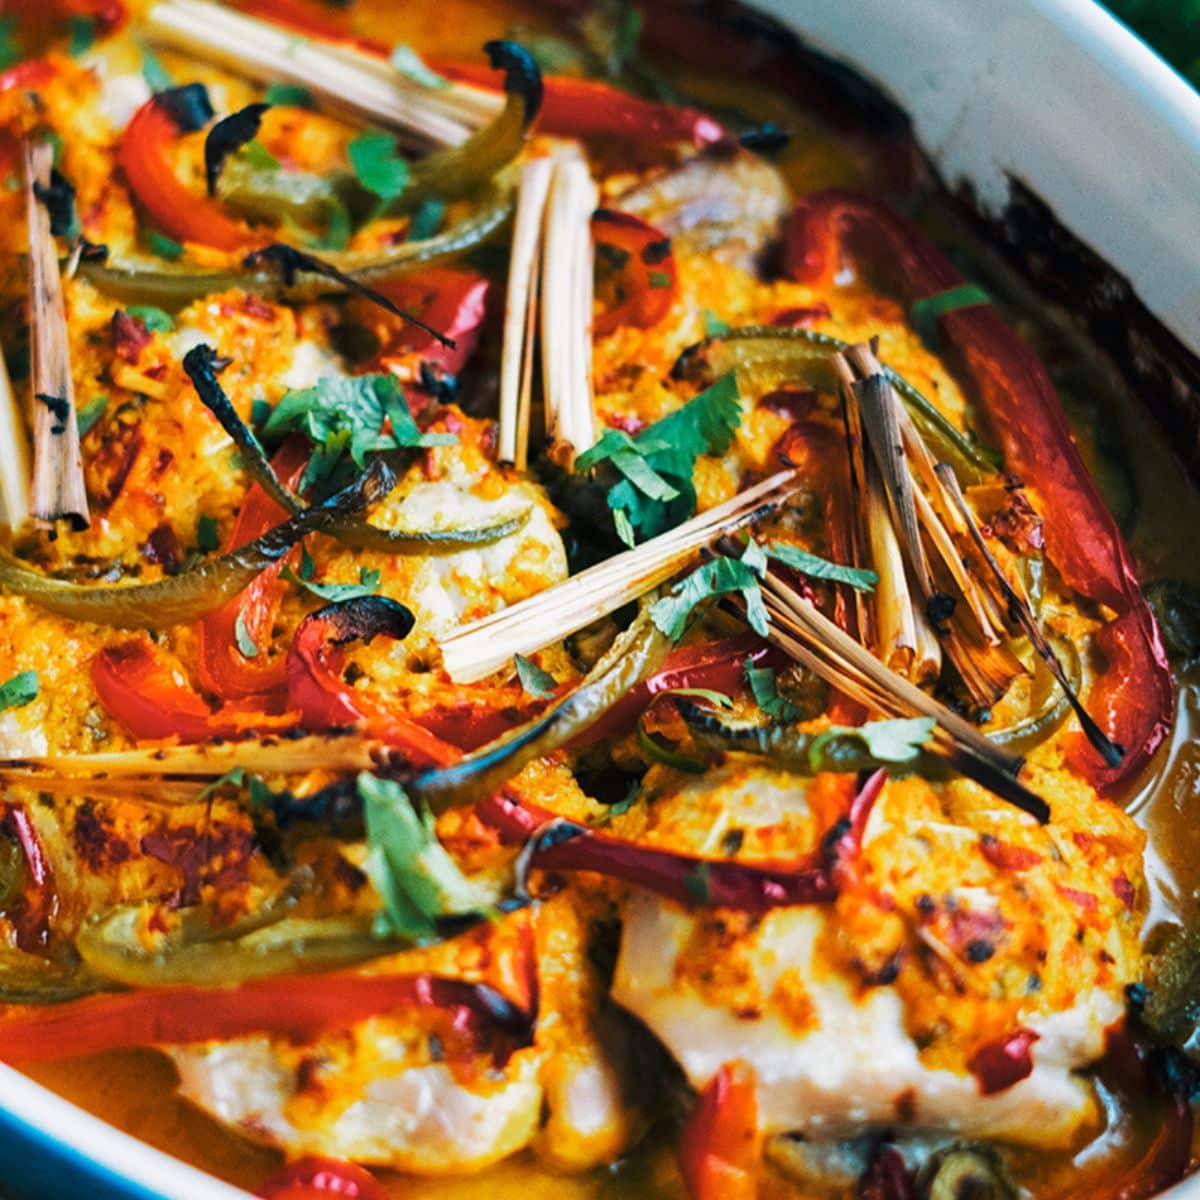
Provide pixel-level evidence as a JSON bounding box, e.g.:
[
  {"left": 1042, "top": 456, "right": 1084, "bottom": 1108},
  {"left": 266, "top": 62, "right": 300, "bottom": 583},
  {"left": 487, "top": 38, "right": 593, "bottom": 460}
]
[{"left": 968, "top": 1028, "right": 1039, "bottom": 1095}]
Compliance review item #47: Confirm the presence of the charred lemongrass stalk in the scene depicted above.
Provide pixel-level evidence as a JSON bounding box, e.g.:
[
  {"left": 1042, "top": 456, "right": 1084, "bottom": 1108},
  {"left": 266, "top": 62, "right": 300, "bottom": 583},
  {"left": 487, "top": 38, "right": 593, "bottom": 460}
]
[
  {"left": 732, "top": 563, "right": 1049, "bottom": 821},
  {"left": 0, "top": 349, "right": 30, "bottom": 530},
  {"left": 145, "top": 0, "right": 502, "bottom": 147},
  {"left": 438, "top": 468, "right": 801, "bottom": 683},
  {"left": 541, "top": 152, "right": 598, "bottom": 464},
  {"left": 498, "top": 158, "right": 553, "bottom": 469},
  {"left": 0, "top": 732, "right": 386, "bottom": 778},
  {"left": 24, "top": 140, "right": 89, "bottom": 531},
  {"left": 936, "top": 463, "right": 1125, "bottom": 768}
]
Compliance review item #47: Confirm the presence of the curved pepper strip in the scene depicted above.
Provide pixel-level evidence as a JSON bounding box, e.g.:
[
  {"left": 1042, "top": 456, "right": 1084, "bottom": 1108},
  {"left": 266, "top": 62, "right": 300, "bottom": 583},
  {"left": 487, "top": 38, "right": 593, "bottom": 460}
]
[
  {"left": 120, "top": 86, "right": 257, "bottom": 253},
  {"left": 678, "top": 1061, "right": 760, "bottom": 1200},
  {"left": 0, "top": 806, "right": 57, "bottom": 953},
  {"left": 196, "top": 438, "right": 310, "bottom": 703},
  {"left": 257, "top": 1158, "right": 387, "bottom": 1200},
  {"left": 0, "top": 971, "right": 535, "bottom": 1065},
  {"left": 430, "top": 59, "right": 725, "bottom": 148},
  {"left": 92, "top": 638, "right": 296, "bottom": 741},
  {"left": 233, "top": 0, "right": 389, "bottom": 56},
  {"left": 592, "top": 209, "right": 677, "bottom": 337},
  {"left": 784, "top": 189, "right": 1174, "bottom": 792},
  {"left": 476, "top": 768, "right": 886, "bottom": 912}
]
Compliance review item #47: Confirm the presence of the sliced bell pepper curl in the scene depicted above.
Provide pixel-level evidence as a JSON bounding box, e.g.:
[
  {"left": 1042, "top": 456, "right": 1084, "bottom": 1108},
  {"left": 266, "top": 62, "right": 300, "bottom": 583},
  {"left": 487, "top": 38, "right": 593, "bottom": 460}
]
[
  {"left": 0, "top": 970, "right": 536, "bottom": 1065},
  {"left": 257, "top": 1158, "right": 388, "bottom": 1200},
  {"left": 92, "top": 638, "right": 295, "bottom": 742},
  {"left": 475, "top": 768, "right": 886, "bottom": 912},
  {"left": 784, "top": 189, "right": 1174, "bottom": 792},
  {"left": 196, "top": 438, "right": 310, "bottom": 704},
  {"left": 285, "top": 596, "right": 463, "bottom": 768},
  {"left": 431, "top": 59, "right": 725, "bottom": 148},
  {"left": 678, "top": 1061, "right": 761, "bottom": 1200},
  {"left": 120, "top": 85, "right": 257, "bottom": 254},
  {"left": 592, "top": 209, "right": 678, "bottom": 337}
]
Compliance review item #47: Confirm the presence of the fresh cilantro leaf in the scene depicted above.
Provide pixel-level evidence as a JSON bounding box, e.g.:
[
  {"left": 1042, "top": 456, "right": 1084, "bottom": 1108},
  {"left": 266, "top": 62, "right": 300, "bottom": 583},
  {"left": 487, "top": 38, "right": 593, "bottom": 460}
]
[
  {"left": 282, "top": 553, "right": 382, "bottom": 603},
  {"left": 390, "top": 44, "right": 449, "bottom": 89},
  {"left": 651, "top": 556, "right": 768, "bottom": 641},
  {"left": 250, "top": 397, "right": 272, "bottom": 430},
  {"left": 910, "top": 283, "right": 989, "bottom": 349},
  {"left": 359, "top": 773, "right": 494, "bottom": 941},
  {"left": 514, "top": 653, "right": 556, "bottom": 700},
  {"left": 68, "top": 15, "right": 96, "bottom": 57},
  {"left": 264, "top": 374, "right": 454, "bottom": 474},
  {"left": 408, "top": 197, "right": 445, "bottom": 241},
  {"left": 234, "top": 607, "right": 259, "bottom": 659},
  {"left": 703, "top": 309, "right": 731, "bottom": 337},
  {"left": 197, "top": 766, "right": 245, "bottom": 801},
  {"left": 140, "top": 42, "right": 173, "bottom": 92},
  {"left": 744, "top": 661, "right": 801, "bottom": 722},
  {"left": 0, "top": 19, "right": 18, "bottom": 70},
  {"left": 143, "top": 226, "right": 183, "bottom": 260},
  {"left": 76, "top": 394, "right": 108, "bottom": 437},
  {"left": 44, "top": 132, "right": 64, "bottom": 169},
  {"left": 125, "top": 305, "right": 173, "bottom": 333},
  {"left": 578, "top": 372, "right": 741, "bottom": 546},
  {"left": 808, "top": 716, "right": 937, "bottom": 771},
  {"left": 196, "top": 513, "right": 220, "bottom": 552},
  {"left": 767, "top": 542, "right": 878, "bottom": 591},
  {"left": 240, "top": 138, "right": 280, "bottom": 170},
  {"left": 0, "top": 670, "right": 38, "bottom": 713},
  {"left": 348, "top": 129, "right": 409, "bottom": 204},
  {"left": 263, "top": 83, "right": 313, "bottom": 107},
  {"left": 598, "top": 778, "right": 641, "bottom": 825},
  {"left": 741, "top": 537, "right": 768, "bottom": 577}
]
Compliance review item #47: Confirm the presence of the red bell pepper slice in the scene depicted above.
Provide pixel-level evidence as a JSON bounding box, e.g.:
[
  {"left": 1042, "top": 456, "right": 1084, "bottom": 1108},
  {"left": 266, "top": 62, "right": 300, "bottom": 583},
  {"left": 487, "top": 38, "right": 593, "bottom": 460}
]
[
  {"left": 286, "top": 600, "right": 464, "bottom": 769},
  {"left": 431, "top": 59, "right": 725, "bottom": 149},
  {"left": 593, "top": 209, "right": 677, "bottom": 337},
  {"left": 0, "top": 970, "right": 535, "bottom": 1065},
  {"left": 678, "top": 1061, "right": 760, "bottom": 1200},
  {"left": 7, "top": 0, "right": 125, "bottom": 34},
  {"left": 784, "top": 189, "right": 1174, "bottom": 792},
  {"left": 257, "top": 1159, "right": 387, "bottom": 1200},
  {"left": 232, "top": 0, "right": 389, "bottom": 56},
  {"left": 0, "top": 805, "right": 58, "bottom": 953},
  {"left": 475, "top": 768, "right": 886, "bottom": 912},
  {"left": 92, "top": 638, "right": 295, "bottom": 742},
  {"left": 574, "top": 633, "right": 770, "bottom": 747},
  {"left": 967, "top": 1027, "right": 1039, "bottom": 1095},
  {"left": 196, "top": 438, "right": 310, "bottom": 704},
  {"left": 120, "top": 88, "right": 256, "bottom": 253}
]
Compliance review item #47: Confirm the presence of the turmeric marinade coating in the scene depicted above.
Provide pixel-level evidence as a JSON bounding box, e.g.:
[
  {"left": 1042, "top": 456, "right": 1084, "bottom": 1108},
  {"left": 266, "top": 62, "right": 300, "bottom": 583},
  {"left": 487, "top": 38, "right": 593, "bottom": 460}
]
[{"left": 0, "top": 4, "right": 1184, "bottom": 1199}]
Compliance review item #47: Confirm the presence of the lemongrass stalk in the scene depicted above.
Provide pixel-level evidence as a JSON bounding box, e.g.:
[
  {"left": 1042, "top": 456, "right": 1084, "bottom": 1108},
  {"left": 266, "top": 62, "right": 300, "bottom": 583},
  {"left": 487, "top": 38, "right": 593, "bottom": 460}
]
[
  {"left": 25, "top": 139, "right": 88, "bottom": 529},
  {"left": 145, "top": 0, "right": 500, "bottom": 147},
  {"left": 0, "top": 347, "right": 30, "bottom": 530},
  {"left": 438, "top": 468, "right": 801, "bottom": 682},
  {"left": 498, "top": 157, "right": 553, "bottom": 469}
]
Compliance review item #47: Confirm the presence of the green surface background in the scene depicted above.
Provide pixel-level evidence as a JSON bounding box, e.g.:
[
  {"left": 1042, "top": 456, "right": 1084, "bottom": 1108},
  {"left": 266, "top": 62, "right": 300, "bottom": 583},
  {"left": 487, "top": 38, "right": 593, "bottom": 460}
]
[{"left": 1104, "top": 1, "right": 1200, "bottom": 88}]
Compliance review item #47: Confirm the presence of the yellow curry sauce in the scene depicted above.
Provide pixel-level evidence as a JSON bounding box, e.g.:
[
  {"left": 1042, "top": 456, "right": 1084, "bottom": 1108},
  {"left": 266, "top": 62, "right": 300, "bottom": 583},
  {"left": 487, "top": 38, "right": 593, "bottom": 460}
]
[{"left": 2, "top": 0, "right": 1200, "bottom": 1197}]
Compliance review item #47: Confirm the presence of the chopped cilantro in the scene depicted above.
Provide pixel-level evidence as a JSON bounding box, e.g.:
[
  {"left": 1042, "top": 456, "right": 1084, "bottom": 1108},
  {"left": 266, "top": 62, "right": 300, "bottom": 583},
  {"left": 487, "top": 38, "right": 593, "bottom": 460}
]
[
  {"left": 360, "top": 773, "right": 494, "bottom": 941},
  {"left": 282, "top": 547, "right": 381, "bottom": 602},
  {"left": 703, "top": 309, "right": 732, "bottom": 337},
  {"left": 651, "top": 555, "right": 768, "bottom": 642},
  {"left": 745, "top": 661, "right": 802, "bottom": 722},
  {"left": 312, "top": 196, "right": 351, "bottom": 251},
  {"left": 647, "top": 269, "right": 671, "bottom": 288},
  {"left": 140, "top": 42, "right": 173, "bottom": 92},
  {"left": 576, "top": 371, "right": 741, "bottom": 546},
  {"left": 196, "top": 513, "right": 220, "bottom": 553},
  {"left": 514, "top": 653, "right": 556, "bottom": 700},
  {"left": 599, "top": 779, "right": 641, "bottom": 824},
  {"left": 68, "top": 15, "right": 96, "bottom": 57},
  {"left": 250, "top": 397, "right": 272, "bottom": 430},
  {"left": 125, "top": 305, "right": 173, "bottom": 333},
  {"left": 390, "top": 44, "right": 449, "bottom": 89},
  {"left": 348, "top": 129, "right": 409, "bottom": 206},
  {"left": 663, "top": 687, "right": 733, "bottom": 709},
  {"left": 408, "top": 197, "right": 445, "bottom": 241},
  {"left": 75, "top": 394, "right": 108, "bottom": 437},
  {"left": 0, "top": 670, "right": 38, "bottom": 713},
  {"left": 234, "top": 607, "right": 259, "bottom": 659},
  {"left": 143, "top": 226, "right": 183, "bottom": 260},
  {"left": 263, "top": 83, "right": 313, "bottom": 108},
  {"left": 264, "top": 374, "right": 454, "bottom": 489},
  {"left": 808, "top": 716, "right": 936, "bottom": 771},
  {"left": 240, "top": 138, "right": 280, "bottom": 171},
  {"left": 766, "top": 542, "right": 877, "bottom": 591}
]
